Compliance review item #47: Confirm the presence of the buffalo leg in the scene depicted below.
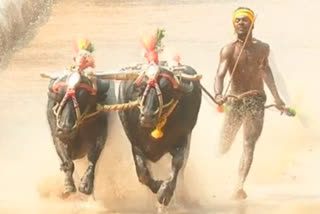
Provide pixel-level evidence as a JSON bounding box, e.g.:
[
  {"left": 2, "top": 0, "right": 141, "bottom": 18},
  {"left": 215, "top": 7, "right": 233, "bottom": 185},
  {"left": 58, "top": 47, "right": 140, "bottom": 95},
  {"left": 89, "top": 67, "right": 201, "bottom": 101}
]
[
  {"left": 54, "top": 138, "right": 76, "bottom": 196},
  {"left": 132, "top": 145, "right": 163, "bottom": 193},
  {"left": 157, "top": 135, "right": 188, "bottom": 206},
  {"left": 79, "top": 134, "right": 106, "bottom": 195}
]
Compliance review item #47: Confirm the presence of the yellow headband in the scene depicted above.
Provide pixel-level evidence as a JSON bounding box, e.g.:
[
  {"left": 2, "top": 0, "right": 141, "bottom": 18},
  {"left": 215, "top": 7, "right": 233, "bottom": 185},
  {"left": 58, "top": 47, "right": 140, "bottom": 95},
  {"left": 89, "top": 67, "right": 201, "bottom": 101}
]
[{"left": 232, "top": 8, "right": 255, "bottom": 25}]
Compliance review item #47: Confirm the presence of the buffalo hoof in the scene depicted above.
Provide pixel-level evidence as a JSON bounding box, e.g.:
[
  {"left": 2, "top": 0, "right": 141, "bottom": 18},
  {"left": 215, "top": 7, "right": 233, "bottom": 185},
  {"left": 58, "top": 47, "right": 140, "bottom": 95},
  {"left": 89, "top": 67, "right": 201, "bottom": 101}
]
[
  {"left": 79, "top": 181, "right": 93, "bottom": 195},
  {"left": 79, "top": 165, "right": 94, "bottom": 195},
  {"left": 232, "top": 189, "right": 247, "bottom": 200},
  {"left": 79, "top": 176, "right": 94, "bottom": 195},
  {"left": 150, "top": 180, "right": 163, "bottom": 194},
  {"left": 61, "top": 183, "right": 76, "bottom": 199},
  {"left": 157, "top": 180, "right": 175, "bottom": 206},
  {"left": 157, "top": 202, "right": 169, "bottom": 214}
]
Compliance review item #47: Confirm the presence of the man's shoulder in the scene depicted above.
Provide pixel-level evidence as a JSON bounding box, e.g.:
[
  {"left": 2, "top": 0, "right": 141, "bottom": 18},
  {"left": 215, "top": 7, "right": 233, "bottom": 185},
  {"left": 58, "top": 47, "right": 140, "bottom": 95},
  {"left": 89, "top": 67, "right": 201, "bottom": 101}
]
[
  {"left": 223, "top": 39, "right": 238, "bottom": 49},
  {"left": 220, "top": 41, "right": 236, "bottom": 56},
  {"left": 253, "top": 38, "right": 270, "bottom": 51}
]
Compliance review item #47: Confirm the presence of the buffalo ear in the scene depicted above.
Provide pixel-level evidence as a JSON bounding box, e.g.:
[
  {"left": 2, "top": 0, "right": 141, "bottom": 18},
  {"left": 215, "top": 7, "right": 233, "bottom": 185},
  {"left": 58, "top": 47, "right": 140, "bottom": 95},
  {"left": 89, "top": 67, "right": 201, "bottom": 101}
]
[{"left": 47, "top": 91, "right": 63, "bottom": 103}]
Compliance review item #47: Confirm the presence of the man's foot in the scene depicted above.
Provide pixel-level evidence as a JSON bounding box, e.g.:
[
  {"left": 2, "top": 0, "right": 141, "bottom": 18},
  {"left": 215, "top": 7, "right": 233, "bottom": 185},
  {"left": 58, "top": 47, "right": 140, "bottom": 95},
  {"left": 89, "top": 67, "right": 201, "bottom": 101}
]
[{"left": 231, "top": 189, "right": 247, "bottom": 200}]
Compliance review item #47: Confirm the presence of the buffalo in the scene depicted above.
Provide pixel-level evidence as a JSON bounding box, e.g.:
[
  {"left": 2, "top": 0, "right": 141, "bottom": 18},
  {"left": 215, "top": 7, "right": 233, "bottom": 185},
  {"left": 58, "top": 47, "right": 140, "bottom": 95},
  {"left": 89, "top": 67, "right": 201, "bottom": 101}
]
[
  {"left": 42, "top": 70, "right": 111, "bottom": 197},
  {"left": 93, "top": 62, "right": 202, "bottom": 206}
]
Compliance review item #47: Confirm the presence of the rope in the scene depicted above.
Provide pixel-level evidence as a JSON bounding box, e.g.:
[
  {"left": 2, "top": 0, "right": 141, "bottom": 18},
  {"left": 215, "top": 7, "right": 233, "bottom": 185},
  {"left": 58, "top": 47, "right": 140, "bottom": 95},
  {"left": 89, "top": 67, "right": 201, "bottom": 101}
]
[
  {"left": 151, "top": 100, "right": 179, "bottom": 139},
  {"left": 200, "top": 83, "right": 219, "bottom": 104},
  {"left": 200, "top": 83, "right": 261, "bottom": 105},
  {"left": 98, "top": 100, "right": 140, "bottom": 112},
  {"left": 79, "top": 100, "right": 140, "bottom": 123}
]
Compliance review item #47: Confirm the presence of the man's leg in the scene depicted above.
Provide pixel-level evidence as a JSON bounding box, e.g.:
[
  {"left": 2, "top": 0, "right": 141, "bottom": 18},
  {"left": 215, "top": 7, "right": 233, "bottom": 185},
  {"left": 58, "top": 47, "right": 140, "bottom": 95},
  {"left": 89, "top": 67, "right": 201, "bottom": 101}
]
[
  {"left": 233, "top": 107, "right": 264, "bottom": 200},
  {"left": 219, "top": 107, "right": 243, "bottom": 155}
]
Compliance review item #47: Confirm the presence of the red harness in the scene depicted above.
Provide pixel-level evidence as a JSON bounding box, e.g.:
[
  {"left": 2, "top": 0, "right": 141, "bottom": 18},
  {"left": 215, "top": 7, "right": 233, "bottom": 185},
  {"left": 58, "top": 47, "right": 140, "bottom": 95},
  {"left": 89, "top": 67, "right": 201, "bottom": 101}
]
[
  {"left": 135, "top": 73, "right": 179, "bottom": 89},
  {"left": 158, "top": 73, "right": 179, "bottom": 89},
  {"left": 53, "top": 82, "right": 97, "bottom": 95}
]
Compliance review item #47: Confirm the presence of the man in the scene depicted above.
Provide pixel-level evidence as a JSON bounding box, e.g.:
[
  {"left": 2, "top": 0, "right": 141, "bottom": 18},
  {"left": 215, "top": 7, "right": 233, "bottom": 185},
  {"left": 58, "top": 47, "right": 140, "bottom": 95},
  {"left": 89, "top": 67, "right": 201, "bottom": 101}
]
[{"left": 214, "top": 7, "right": 285, "bottom": 200}]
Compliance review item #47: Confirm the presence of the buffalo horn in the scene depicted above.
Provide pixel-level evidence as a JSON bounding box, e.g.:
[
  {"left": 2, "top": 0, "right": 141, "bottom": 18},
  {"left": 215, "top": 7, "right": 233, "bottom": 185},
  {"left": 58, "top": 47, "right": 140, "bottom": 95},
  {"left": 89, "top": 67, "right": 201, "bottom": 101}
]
[
  {"left": 40, "top": 72, "right": 59, "bottom": 79},
  {"left": 180, "top": 73, "right": 202, "bottom": 81},
  {"left": 178, "top": 80, "right": 194, "bottom": 93}
]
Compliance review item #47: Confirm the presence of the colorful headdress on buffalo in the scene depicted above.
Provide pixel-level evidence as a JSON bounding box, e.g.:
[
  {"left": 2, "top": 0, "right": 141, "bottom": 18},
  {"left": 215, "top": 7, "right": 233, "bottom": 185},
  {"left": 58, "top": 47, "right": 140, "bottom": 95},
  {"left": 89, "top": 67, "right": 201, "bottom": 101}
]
[
  {"left": 74, "top": 38, "right": 95, "bottom": 54},
  {"left": 72, "top": 38, "right": 95, "bottom": 71},
  {"left": 140, "top": 29, "right": 165, "bottom": 64},
  {"left": 232, "top": 8, "right": 255, "bottom": 26}
]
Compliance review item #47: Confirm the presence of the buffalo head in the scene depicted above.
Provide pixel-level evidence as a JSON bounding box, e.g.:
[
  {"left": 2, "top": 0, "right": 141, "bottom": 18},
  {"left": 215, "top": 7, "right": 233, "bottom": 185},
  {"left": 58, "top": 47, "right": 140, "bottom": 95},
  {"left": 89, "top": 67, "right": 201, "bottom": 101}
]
[{"left": 46, "top": 71, "right": 97, "bottom": 140}]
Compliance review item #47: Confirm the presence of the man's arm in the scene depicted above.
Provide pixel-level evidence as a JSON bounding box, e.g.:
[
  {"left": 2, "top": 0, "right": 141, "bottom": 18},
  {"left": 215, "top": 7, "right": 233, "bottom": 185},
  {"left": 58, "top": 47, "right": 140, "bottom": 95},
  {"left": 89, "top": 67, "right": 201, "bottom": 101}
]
[
  {"left": 262, "top": 45, "right": 285, "bottom": 106},
  {"left": 214, "top": 46, "right": 231, "bottom": 98}
]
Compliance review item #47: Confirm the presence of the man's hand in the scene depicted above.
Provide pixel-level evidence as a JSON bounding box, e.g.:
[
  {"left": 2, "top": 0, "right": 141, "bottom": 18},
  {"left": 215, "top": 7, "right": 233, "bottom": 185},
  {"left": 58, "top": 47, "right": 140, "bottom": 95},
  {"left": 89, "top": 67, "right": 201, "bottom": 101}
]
[
  {"left": 215, "top": 94, "right": 225, "bottom": 105},
  {"left": 275, "top": 98, "right": 285, "bottom": 107}
]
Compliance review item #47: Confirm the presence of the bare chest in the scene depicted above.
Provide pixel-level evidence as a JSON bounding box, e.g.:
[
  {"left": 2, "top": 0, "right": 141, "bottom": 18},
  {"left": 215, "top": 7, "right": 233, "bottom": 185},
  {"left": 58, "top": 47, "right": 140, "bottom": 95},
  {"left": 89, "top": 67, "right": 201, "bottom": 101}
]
[{"left": 232, "top": 43, "right": 266, "bottom": 72}]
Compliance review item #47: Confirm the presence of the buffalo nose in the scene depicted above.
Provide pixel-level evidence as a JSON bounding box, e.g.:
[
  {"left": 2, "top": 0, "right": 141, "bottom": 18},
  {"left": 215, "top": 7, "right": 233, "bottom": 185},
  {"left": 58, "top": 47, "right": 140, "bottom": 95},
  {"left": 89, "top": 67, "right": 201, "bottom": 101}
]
[
  {"left": 56, "top": 128, "right": 63, "bottom": 135},
  {"left": 140, "top": 114, "right": 157, "bottom": 128},
  {"left": 140, "top": 113, "right": 155, "bottom": 122}
]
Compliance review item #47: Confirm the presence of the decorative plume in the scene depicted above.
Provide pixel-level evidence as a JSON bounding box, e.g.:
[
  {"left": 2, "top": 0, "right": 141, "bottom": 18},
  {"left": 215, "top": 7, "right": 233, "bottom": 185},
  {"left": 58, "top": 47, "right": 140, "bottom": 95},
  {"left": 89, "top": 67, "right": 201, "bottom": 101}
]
[
  {"left": 173, "top": 54, "right": 181, "bottom": 64},
  {"left": 140, "top": 28, "right": 166, "bottom": 64},
  {"left": 74, "top": 38, "right": 95, "bottom": 54},
  {"left": 71, "top": 38, "right": 96, "bottom": 71},
  {"left": 155, "top": 28, "right": 165, "bottom": 52},
  {"left": 141, "top": 34, "right": 157, "bottom": 52}
]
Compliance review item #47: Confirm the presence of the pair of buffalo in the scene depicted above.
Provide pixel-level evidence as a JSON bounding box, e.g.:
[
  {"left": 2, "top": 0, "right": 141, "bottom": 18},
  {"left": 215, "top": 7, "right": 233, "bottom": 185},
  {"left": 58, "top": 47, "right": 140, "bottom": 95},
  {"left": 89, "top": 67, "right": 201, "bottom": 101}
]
[{"left": 43, "top": 61, "right": 202, "bottom": 206}]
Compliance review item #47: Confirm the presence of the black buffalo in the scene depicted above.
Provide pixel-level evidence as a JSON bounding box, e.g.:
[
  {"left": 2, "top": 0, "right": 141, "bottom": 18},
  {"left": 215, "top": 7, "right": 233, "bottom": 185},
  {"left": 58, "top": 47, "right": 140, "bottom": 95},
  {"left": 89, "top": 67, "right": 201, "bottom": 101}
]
[
  {"left": 94, "top": 63, "right": 202, "bottom": 206},
  {"left": 43, "top": 71, "right": 110, "bottom": 197}
]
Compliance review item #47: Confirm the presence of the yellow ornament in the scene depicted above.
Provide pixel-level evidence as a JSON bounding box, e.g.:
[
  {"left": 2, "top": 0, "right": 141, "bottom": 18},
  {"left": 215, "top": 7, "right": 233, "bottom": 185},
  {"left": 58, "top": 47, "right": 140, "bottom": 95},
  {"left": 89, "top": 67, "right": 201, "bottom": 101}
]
[
  {"left": 149, "top": 100, "right": 179, "bottom": 140},
  {"left": 151, "top": 128, "right": 164, "bottom": 139}
]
